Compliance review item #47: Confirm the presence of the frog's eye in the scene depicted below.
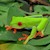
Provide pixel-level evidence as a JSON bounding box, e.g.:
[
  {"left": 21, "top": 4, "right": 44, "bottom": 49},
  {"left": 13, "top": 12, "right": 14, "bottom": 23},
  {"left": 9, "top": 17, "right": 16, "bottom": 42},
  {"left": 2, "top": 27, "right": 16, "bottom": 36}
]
[{"left": 18, "top": 22, "right": 22, "bottom": 26}]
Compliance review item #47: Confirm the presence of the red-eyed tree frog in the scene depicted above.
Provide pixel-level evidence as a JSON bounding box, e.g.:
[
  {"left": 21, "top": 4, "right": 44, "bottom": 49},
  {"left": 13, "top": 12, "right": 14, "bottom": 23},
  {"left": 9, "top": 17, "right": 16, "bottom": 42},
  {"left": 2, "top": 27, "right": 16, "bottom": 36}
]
[{"left": 5, "top": 16, "right": 48, "bottom": 44}]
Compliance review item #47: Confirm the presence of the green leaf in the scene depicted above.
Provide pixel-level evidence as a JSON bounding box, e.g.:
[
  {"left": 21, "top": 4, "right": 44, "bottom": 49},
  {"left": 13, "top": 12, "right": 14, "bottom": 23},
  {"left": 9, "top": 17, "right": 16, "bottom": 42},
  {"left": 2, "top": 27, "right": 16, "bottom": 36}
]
[
  {"left": 18, "top": 0, "right": 30, "bottom": 12},
  {"left": 0, "top": 43, "right": 46, "bottom": 50},
  {"left": 33, "top": 5, "right": 50, "bottom": 14},
  {"left": 0, "top": 43, "right": 10, "bottom": 50},
  {"left": 43, "top": 44, "right": 50, "bottom": 50},
  {"left": 27, "top": 36, "right": 50, "bottom": 45},
  {"left": 0, "top": 0, "right": 15, "bottom": 3},
  {"left": 0, "top": 43, "right": 44, "bottom": 50},
  {"left": 0, "top": 5, "right": 10, "bottom": 26},
  {"left": 8, "top": 44, "right": 37, "bottom": 50},
  {"left": 44, "top": 17, "right": 50, "bottom": 35}
]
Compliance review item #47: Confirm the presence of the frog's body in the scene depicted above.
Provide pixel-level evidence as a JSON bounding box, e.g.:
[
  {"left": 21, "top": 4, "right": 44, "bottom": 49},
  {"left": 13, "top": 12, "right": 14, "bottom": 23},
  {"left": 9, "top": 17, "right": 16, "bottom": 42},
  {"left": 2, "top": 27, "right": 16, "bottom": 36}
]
[
  {"left": 11, "top": 17, "right": 41, "bottom": 29},
  {"left": 5, "top": 16, "right": 48, "bottom": 44},
  {"left": 10, "top": 16, "right": 48, "bottom": 31}
]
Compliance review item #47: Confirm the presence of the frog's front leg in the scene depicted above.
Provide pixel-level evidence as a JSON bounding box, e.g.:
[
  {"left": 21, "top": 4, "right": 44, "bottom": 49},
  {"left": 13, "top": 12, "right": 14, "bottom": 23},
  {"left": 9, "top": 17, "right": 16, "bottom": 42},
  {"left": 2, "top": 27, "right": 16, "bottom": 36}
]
[
  {"left": 5, "top": 26, "right": 17, "bottom": 33},
  {"left": 5, "top": 26, "right": 12, "bottom": 30},
  {"left": 13, "top": 28, "right": 17, "bottom": 34},
  {"left": 23, "top": 26, "right": 37, "bottom": 44}
]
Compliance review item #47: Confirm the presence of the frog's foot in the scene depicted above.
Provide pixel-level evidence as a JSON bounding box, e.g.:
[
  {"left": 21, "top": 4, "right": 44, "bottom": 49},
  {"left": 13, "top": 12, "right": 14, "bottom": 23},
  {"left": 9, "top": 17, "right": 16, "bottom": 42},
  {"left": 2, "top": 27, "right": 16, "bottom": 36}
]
[
  {"left": 5, "top": 26, "right": 12, "bottom": 30},
  {"left": 13, "top": 28, "right": 17, "bottom": 34},
  {"left": 5, "top": 26, "right": 17, "bottom": 34},
  {"left": 18, "top": 34, "right": 28, "bottom": 41},
  {"left": 34, "top": 31, "right": 44, "bottom": 38},
  {"left": 39, "top": 32, "right": 44, "bottom": 37}
]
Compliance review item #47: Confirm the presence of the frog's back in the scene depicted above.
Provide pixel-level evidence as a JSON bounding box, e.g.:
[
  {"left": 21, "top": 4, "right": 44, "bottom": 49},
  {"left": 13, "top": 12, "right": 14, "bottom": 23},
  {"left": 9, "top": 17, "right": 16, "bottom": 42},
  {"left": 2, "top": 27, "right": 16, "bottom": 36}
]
[
  {"left": 12, "top": 16, "right": 42, "bottom": 20},
  {"left": 11, "top": 16, "right": 48, "bottom": 24}
]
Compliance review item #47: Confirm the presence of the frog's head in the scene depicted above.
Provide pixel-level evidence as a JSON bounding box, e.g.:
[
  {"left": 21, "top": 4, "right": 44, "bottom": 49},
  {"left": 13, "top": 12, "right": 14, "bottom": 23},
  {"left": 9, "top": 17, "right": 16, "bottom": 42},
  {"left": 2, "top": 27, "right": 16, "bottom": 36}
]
[{"left": 10, "top": 16, "right": 27, "bottom": 29}]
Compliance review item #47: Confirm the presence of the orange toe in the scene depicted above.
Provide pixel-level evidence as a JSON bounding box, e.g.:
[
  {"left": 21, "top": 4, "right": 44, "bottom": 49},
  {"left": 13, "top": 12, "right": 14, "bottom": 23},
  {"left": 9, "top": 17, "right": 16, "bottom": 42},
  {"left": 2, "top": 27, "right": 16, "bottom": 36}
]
[
  {"left": 18, "top": 38, "right": 23, "bottom": 41},
  {"left": 18, "top": 37, "right": 27, "bottom": 41},
  {"left": 6, "top": 26, "right": 12, "bottom": 31},
  {"left": 40, "top": 34, "right": 44, "bottom": 37},
  {"left": 5, "top": 25, "right": 9, "bottom": 28},
  {"left": 34, "top": 32, "right": 40, "bottom": 38},
  {"left": 18, "top": 34, "right": 28, "bottom": 41},
  {"left": 22, "top": 34, "right": 28, "bottom": 37},
  {"left": 34, "top": 31, "right": 44, "bottom": 38},
  {"left": 13, "top": 28, "right": 17, "bottom": 34}
]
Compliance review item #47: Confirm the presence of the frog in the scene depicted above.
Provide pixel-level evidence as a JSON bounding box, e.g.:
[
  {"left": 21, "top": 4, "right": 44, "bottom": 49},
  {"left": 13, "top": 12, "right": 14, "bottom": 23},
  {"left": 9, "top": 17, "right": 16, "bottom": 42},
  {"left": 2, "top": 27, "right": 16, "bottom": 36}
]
[{"left": 5, "top": 16, "right": 48, "bottom": 44}]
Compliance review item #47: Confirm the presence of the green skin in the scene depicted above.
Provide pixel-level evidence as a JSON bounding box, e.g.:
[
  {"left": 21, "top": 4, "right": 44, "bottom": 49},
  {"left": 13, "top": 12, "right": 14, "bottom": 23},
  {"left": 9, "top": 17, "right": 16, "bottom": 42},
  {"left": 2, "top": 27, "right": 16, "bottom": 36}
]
[{"left": 10, "top": 16, "right": 48, "bottom": 44}]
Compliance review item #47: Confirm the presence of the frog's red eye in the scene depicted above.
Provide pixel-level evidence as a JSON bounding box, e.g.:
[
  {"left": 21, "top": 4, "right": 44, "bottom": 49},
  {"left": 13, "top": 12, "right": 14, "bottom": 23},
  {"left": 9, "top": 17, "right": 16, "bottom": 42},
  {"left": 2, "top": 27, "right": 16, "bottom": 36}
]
[{"left": 18, "top": 22, "right": 22, "bottom": 26}]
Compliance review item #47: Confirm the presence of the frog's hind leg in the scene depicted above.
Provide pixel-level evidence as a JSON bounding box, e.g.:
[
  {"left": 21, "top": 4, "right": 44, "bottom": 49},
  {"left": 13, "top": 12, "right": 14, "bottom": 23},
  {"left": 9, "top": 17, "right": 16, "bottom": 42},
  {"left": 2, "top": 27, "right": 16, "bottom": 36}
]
[
  {"left": 34, "top": 31, "right": 44, "bottom": 38},
  {"left": 23, "top": 26, "right": 37, "bottom": 44},
  {"left": 39, "top": 31, "right": 44, "bottom": 37},
  {"left": 18, "top": 34, "right": 28, "bottom": 41}
]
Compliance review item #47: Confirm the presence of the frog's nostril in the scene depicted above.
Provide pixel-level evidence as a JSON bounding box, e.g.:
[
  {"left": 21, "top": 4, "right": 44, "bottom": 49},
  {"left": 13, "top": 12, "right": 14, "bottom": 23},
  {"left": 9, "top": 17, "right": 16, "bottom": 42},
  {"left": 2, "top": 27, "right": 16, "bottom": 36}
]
[{"left": 18, "top": 22, "right": 22, "bottom": 26}]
